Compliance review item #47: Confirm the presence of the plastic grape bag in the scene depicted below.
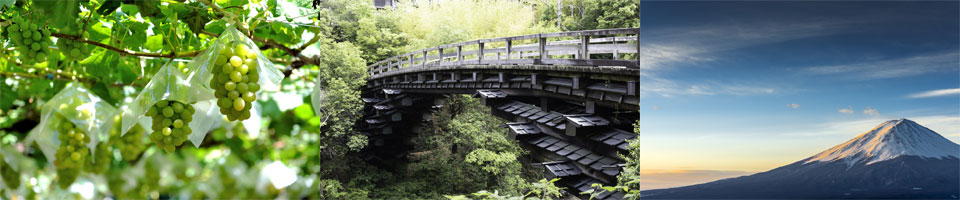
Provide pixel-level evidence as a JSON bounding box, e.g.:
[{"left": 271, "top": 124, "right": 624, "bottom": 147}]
[
  {"left": 0, "top": 146, "right": 24, "bottom": 191},
  {"left": 187, "top": 99, "right": 223, "bottom": 147},
  {"left": 185, "top": 25, "right": 284, "bottom": 121},
  {"left": 25, "top": 82, "right": 117, "bottom": 164},
  {"left": 242, "top": 102, "right": 263, "bottom": 137},
  {"left": 122, "top": 62, "right": 213, "bottom": 137},
  {"left": 311, "top": 78, "right": 326, "bottom": 117}
]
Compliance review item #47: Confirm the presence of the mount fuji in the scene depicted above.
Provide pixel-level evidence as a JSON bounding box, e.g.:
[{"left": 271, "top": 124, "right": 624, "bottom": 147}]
[{"left": 643, "top": 119, "right": 960, "bottom": 199}]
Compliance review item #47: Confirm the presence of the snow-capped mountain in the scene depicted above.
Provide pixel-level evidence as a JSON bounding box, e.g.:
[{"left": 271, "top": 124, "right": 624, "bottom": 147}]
[
  {"left": 802, "top": 119, "right": 959, "bottom": 166},
  {"left": 643, "top": 118, "right": 960, "bottom": 199}
]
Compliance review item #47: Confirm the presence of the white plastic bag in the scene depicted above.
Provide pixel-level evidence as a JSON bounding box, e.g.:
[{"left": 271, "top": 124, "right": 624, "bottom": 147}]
[
  {"left": 124, "top": 62, "right": 219, "bottom": 150},
  {"left": 25, "top": 82, "right": 117, "bottom": 164},
  {"left": 311, "top": 78, "right": 326, "bottom": 117},
  {"left": 185, "top": 25, "right": 284, "bottom": 121}
]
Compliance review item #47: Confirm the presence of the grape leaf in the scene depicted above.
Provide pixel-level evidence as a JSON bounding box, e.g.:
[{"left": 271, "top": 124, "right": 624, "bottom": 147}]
[
  {"left": 96, "top": 0, "right": 125, "bottom": 15},
  {"left": 33, "top": 0, "right": 81, "bottom": 34},
  {"left": 0, "top": 78, "right": 15, "bottom": 111},
  {"left": 144, "top": 34, "right": 164, "bottom": 52},
  {"left": 80, "top": 49, "right": 121, "bottom": 82},
  {"left": 135, "top": 0, "right": 164, "bottom": 19},
  {"left": 182, "top": 7, "right": 212, "bottom": 35}
]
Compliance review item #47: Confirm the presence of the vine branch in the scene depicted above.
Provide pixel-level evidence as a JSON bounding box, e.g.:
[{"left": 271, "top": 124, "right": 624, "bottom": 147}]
[{"left": 50, "top": 33, "right": 202, "bottom": 58}]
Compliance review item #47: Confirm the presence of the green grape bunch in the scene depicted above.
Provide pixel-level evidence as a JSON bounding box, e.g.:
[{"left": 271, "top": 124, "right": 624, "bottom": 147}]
[
  {"left": 4, "top": 15, "right": 53, "bottom": 64},
  {"left": 52, "top": 113, "right": 90, "bottom": 188},
  {"left": 57, "top": 167, "right": 80, "bottom": 189},
  {"left": 146, "top": 100, "right": 195, "bottom": 152},
  {"left": 210, "top": 42, "right": 260, "bottom": 121},
  {"left": 56, "top": 32, "right": 91, "bottom": 61},
  {"left": 85, "top": 142, "right": 111, "bottom": 174},
  {"left": 53, "top": 114, "right": 90, "bottom": 169},
  {"left": 110, "top": 115, "right": 146, "bottom": 161}
]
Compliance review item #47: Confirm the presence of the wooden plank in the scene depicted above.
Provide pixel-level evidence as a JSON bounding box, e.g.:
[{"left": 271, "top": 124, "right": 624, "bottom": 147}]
[{"left": 539, "top": 59, "right": 639, "bottom": 68}]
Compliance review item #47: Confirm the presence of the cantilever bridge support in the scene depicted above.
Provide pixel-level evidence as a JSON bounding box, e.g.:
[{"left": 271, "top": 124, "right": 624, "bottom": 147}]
[{"left": 359, "top": 28, "right": 640, "bottom": 200}]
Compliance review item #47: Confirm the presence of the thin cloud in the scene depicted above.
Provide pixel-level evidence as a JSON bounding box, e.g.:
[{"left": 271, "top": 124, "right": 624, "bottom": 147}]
[
  {"left": 782, "top": 115, "right": 960, "bottom": 141},
  {"left": 640, "top": 78, "right": 781, "bottom": 97},
  {"left": 863, "top": 107, "right": 879, "bottom": 115},
  {"left": 787, "top": 104, "right": 800, "bottom": 109},
  {"left": 638, "top": 18, "right": 858, "bottom": 97},
  {"left": 839, "top": 106, "right": 855, "bottom": 114},
  {"left": 908, "top": 88, "right": 960, "bottom": 98},
  {"left": 803, "top": 52, "right": 959, "bottom": 80}
]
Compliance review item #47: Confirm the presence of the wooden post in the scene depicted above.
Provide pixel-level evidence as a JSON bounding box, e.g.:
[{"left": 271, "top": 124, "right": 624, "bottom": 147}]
[
  {"left": 505, "top": 39, "right": 512, "bottom": 60},
  {"left": 636, "top": 33, "right": 640, "bottom": 62},
  {"left": 580, "top": 35, "right": 590, "bottom": 59},
  {"left": 478, "top": 42, "right": 485, "bottom": 64},
  {"left": 422, "top": 51, "right": 428, "bottom": 67},
  {"left": 613, "top": 36, "right": 620, "bottom": 60},
  {"left": 538, "top": 35, "right": 547, "bottom": 59},
  {"left": 456, "top": 46, "right": 463, "bottom": 65},
  {"left": 409, "top": 54, "right": 414, "bottom": 68},
  {"left": 438, "top": 48, "right": 444, "bottom": 64}
]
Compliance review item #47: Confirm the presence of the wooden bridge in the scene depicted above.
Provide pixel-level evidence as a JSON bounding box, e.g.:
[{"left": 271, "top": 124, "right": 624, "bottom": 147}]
[{"left": 360, "top": 28, "right": 640, "bottom": 199}]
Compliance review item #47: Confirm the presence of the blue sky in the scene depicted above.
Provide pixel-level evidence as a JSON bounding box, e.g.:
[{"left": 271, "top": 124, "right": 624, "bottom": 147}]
[{"left": 636, "top": 1, "right": 959, "bottom": 189}]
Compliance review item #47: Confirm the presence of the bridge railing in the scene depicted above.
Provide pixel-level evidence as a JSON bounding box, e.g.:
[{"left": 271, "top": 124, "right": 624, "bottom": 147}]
[{"left": 367, "top": 28, "right": 640, "bottom": 77}]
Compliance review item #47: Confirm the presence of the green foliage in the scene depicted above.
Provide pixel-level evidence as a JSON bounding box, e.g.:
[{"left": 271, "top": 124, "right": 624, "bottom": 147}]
[
  {"left": 525, "top": 178, "right": 564, "bottom": 199},
  {"left": 395, "top": 0, "right": 557, "bottom": 51},
  {"left": 465, "top": 148, "right": 518, "bottom": 175},
  {"left": 535, "top": 0, "right": 639, "bottom": 31},
  {"left": 309, "top": 40, "right": 368, "bottom": 151}
]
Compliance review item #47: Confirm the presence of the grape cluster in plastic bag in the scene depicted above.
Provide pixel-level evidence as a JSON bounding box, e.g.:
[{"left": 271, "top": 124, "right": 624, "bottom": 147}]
[
  {"left": 211, "top": 43, "right": 260, "bottom": 121},
  {"left": 147, "top": 100, "right": 195, "bottom": 152}
]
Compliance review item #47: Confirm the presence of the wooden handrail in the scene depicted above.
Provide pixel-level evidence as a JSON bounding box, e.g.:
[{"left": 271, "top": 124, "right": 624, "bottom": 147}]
[{"left": 368, "top": 28, "right": 640, "bottom": 76}]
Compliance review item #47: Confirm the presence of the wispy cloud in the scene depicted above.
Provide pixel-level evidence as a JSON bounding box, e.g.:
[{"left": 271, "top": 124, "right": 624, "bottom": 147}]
[
  {"left": 839, "top": 106, "right": 855, "bottom": 114},
  {"left": 863, "top": 107, "right": 879, "bottom": 115},
  {"left": 640, "top": 76, "right": 782, "bottom": 97},
  {"left": 783, "top": 115, "right": 960, "bottom": 142},
  {"left": 637, "top": 18, "right": 870, "bottom": 97},
  {"left": 908, "top": 88, "right": 960, "bottom": 98},
  {"left": 787, "top": 104, "right": 800, "bottom": 109},
  {"left": 802, "top": 52, "right": 959, "bottom": 80}
]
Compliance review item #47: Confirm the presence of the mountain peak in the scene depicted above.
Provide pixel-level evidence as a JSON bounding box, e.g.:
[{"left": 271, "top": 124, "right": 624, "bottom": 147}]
[{"left": 803, "top": 118, "right": 959, "bottom": 166}]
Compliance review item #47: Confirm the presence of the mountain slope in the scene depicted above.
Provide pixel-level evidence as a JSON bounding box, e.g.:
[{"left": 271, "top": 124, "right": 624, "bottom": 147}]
[{"left": 643, "top": 119, "right": 960, "bottom": 199}]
